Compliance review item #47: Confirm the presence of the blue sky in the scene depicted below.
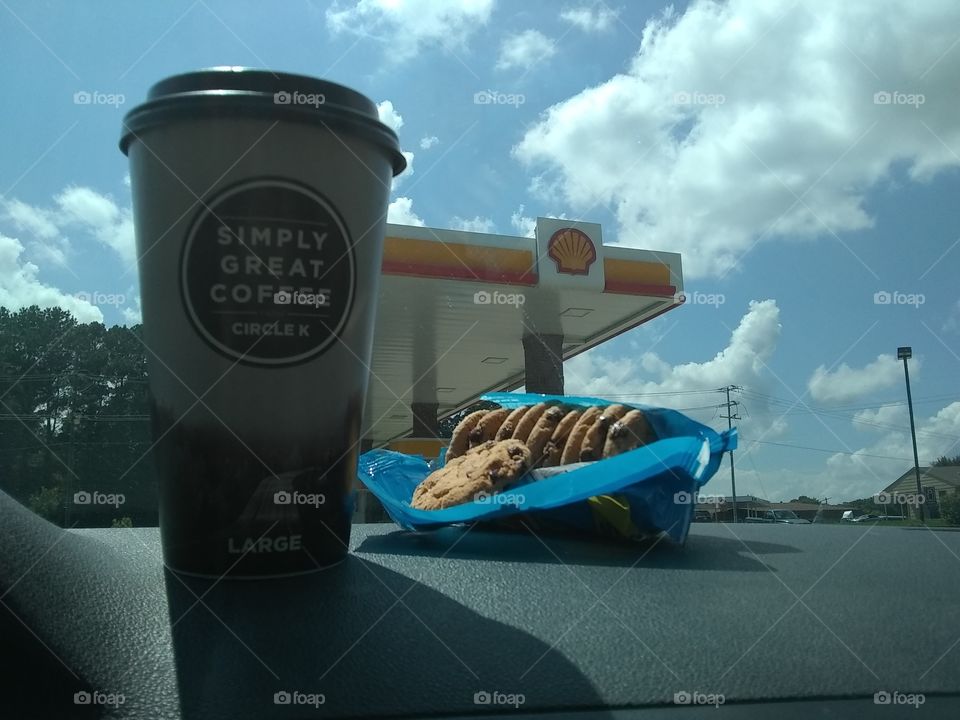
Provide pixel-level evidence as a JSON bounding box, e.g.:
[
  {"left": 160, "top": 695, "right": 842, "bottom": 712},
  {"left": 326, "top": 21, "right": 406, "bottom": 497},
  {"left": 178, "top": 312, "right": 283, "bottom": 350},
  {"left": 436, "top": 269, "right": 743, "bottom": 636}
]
[{"left": 1, "top": 0, "right": 959, "bottom": 503}]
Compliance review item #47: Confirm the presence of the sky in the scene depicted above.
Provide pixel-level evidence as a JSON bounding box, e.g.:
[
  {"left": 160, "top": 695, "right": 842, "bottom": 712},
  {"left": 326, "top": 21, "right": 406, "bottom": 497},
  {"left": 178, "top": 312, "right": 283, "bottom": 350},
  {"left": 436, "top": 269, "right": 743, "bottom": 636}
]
[{"left": 1, "top": 0, "right": 959, "bottom": 504}]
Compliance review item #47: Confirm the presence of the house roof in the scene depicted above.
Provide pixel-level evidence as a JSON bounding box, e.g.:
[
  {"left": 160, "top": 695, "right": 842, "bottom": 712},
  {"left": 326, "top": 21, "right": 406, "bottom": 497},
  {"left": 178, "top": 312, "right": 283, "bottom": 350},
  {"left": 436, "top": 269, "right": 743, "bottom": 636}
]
[{"left": 883, "top": 465, "right": 960, "bottom": 493}]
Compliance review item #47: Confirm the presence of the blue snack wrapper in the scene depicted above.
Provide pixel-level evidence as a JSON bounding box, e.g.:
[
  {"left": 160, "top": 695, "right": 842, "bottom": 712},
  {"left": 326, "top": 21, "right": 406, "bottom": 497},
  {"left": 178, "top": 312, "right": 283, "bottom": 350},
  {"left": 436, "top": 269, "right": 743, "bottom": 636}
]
[{"left": 358, "top": 392, "right": 737, "bottom": 545}]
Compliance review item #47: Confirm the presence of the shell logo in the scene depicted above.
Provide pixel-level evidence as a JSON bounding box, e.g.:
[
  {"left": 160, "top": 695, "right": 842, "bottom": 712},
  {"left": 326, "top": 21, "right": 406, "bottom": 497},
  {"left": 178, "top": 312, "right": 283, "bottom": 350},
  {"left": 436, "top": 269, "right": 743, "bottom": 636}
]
[{"left": 547, "top": 228, "right": 596, "bottom": 276}]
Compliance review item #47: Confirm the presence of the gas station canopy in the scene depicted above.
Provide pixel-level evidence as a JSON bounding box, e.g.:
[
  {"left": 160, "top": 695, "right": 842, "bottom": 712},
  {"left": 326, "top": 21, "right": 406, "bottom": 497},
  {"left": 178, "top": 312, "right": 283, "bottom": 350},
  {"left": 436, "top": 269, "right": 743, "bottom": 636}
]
[{"left": 362, "top": 217, "right": 683, "bottom": 445}]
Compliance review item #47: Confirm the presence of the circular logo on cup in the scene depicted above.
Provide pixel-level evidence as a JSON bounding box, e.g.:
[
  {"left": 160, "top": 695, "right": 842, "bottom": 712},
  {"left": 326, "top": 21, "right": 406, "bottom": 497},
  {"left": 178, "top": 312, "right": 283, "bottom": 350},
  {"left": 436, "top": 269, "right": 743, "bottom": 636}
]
[{"left": 180, "top": 178, "right": 355, "bottom": 366}]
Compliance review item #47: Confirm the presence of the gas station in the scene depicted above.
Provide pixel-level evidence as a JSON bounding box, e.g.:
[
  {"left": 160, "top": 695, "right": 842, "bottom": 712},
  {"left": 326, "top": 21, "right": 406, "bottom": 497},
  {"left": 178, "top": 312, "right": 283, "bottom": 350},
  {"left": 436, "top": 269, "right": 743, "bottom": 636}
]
[{"left": 355, "top": 217, "right": 684, "bottom": 519}]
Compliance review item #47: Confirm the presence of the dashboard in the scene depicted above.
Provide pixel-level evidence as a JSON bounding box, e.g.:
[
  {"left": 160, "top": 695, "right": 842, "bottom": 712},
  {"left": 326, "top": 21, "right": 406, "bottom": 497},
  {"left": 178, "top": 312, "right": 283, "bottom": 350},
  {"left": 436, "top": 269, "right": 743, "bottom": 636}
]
[{"left": 1, "top": 489, "right": 958, "bottom": 719}]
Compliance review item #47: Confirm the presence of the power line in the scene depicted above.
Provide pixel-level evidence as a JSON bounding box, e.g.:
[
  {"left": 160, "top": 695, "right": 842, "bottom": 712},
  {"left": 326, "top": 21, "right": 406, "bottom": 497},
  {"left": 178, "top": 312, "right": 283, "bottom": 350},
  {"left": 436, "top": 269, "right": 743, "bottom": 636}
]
[
  {"left": 738, "top": 437, "right": 920, "bottom": 462},
  {"left": 738, "top": 388, "right": 960, "bottom": 412},
  {"left": 736, "top": 388, "right": 960, "bottom": 441}
]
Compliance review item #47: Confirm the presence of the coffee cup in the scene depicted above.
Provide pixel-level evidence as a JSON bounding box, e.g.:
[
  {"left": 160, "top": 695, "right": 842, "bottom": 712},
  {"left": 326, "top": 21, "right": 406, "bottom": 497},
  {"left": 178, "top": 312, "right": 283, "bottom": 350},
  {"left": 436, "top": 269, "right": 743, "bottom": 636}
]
[{"left": 120, "top": 67, "right": 405, "bottom": 577}]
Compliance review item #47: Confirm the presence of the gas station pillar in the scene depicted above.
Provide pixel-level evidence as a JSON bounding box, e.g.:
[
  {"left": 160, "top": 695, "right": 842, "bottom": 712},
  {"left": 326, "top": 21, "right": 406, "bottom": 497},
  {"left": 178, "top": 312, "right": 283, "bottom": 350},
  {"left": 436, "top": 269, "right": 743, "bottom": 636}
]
[
  {"left": 523, "top": 333, "right": 564, "bottom": 396},
  {"left": 412, "top": 401, "right": 440, "bottom": 437}
]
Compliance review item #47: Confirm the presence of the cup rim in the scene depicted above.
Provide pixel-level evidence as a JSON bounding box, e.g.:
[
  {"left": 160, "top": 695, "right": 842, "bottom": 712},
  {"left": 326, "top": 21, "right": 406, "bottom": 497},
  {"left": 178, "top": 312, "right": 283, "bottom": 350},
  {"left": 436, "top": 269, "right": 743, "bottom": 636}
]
[{"left": 119, "top": 67, "right": 406, "bottom": 176}]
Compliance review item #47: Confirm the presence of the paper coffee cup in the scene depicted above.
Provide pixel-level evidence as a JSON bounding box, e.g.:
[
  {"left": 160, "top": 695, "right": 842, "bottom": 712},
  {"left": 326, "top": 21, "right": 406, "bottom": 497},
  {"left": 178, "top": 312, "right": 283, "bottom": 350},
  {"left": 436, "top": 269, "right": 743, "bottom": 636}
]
[{"left": 120, "top": 67, "right": 405, "bottom": 577}]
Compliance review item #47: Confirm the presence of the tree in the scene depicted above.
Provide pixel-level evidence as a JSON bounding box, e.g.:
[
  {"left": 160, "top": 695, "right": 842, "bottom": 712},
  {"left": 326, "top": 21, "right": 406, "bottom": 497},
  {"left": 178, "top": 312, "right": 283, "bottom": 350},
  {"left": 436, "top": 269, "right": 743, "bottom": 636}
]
[
  {"left": 940, "top": 493, "right": 960, "bottom": 526},
  {"left": 932, "top": 454, "right": 960, "bottom": 467},
  {"left": 26, "top": 485, "right": 62, "bottom": 524},
  {"left": 0, "top": 306, "right": 78, "bottom": 508},
  {"left": 0, "top": 306, "right": 155, "bottom": 528},
  {"left": 790, "top": 495, "right": 821, "bottom": 504}
]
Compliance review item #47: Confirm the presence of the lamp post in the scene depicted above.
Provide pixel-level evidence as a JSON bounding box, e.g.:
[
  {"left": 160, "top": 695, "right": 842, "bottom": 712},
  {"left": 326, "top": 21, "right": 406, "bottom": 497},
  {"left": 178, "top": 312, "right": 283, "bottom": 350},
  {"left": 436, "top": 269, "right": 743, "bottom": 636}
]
[{"left": 897, "top": 346, "right": 924, "bottom": 523}]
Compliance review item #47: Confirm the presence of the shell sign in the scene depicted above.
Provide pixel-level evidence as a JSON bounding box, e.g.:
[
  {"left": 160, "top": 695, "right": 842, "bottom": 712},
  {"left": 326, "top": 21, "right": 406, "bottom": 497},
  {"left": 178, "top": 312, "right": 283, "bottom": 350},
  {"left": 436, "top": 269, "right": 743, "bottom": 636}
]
[{"left": 547, "top": 227, "right": 596, "bottom": 276}]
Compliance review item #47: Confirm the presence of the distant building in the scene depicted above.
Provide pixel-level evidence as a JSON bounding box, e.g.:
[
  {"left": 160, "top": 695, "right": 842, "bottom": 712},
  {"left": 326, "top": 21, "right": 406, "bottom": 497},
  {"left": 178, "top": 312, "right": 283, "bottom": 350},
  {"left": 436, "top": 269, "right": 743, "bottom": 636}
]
[
  {"left": 695, "top": 494, "right": 855, "bottom": 522},
  {"left": 879, "top": 466, "right": 960, "bottom": 519}
]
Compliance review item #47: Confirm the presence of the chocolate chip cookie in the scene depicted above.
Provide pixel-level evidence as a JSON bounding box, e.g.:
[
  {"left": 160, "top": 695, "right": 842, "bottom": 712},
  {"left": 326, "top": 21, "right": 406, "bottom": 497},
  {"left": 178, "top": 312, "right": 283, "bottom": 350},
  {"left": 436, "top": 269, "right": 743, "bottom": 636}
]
[
  {"left": 511, "top": 402, "right": 550, "bottom": 443},
  {"left": 559, "top": 406, "right": 603, "bottom": 465},
  {"left": 468, "top": 408, "right": 511, "bottom": 448},
  {"left": 602, "top": 409, "right": 656, "bottom": 458},
  {"left": 446, "top": 410, "right": 488, "bottom": 460},
  {"left": 579, "top": 404, "right": 632, "bottom": 461},
  {"left": 495, "top": 406, "right": 531, "bottom": 441},
  {"left": 541, "top": 408, "right": 583, "bottom": 467},
  {"left": 410, "top": 439, "right": 532, "bottom": 510},
  {"left": 525, "top": 405, "right": 566, "bottom": 466}
]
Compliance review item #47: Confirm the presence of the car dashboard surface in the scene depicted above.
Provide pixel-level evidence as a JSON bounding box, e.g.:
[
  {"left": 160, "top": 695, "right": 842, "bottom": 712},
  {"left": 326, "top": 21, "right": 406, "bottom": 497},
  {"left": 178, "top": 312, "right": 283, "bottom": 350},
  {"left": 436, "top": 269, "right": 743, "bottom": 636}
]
[{"left": 1, "top": 491, "right": 958, "bottom": 719}]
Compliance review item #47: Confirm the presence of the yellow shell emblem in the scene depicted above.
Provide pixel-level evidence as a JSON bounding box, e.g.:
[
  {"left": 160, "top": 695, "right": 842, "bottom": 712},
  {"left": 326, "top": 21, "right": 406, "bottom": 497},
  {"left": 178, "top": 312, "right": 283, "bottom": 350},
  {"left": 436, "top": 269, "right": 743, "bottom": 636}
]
[{"left": 547, "top": 228, "right": 596, "bottom": 276}]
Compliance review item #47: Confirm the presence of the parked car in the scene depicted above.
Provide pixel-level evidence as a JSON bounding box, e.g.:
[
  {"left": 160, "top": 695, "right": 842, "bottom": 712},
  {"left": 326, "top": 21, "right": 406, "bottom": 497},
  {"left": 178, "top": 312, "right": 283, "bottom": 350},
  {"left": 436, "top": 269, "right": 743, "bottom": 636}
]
[
  {"left": 693, "top": 510, "right": 712, "bottom": 522},
  {"left": 745, "top": 509, "right": 812, "bottom": 524},
  {"left": 851, "top": 514, "right": 903, "bottom": 522}
]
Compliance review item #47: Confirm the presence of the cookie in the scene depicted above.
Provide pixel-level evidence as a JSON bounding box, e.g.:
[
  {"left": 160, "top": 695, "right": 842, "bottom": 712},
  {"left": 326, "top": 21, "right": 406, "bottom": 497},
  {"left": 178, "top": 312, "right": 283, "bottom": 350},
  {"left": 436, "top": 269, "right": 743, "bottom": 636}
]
[
  {"left": 511, "top": 402, "right": 549, "bottom": 443},
  {"left": 579, "top": 404, "right": 632, "bottom": 461},
  {"left": 603, "top": 409, "right": 656, "bottom": 458},
  {"left": 495, "top": 406, "right": 531, "bottom": 441},
  {"left": 410, "top": 439, "right": 532, "bottom": 510},
  {"left": 541, "top": 409, "right": 582, "bottom": 467},
  {"left": 446, "top": 410, "right": 488, "bottom": 460},
  {"left": 525, "top": 406, "right": 566, "bottom": 466},
  {"left": 468, "top": 408, "right": 511, "bottom": 448},
  {"left": 599, "top": 404, "right": 631, "bottom": 423},
  {"left": 559, "top": 406, "right": 603, "bottom": 465}
]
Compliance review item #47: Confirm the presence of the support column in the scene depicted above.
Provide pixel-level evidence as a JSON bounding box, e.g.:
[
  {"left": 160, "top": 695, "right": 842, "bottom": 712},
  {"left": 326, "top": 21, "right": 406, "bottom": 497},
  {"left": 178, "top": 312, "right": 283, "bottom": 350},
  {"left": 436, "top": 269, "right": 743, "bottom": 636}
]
[
  {"left": 411, "top": 401, "right": 439, "bottom": 437},
  {"left": 522, "top": 333, "right": 564, "bottom": 395}
]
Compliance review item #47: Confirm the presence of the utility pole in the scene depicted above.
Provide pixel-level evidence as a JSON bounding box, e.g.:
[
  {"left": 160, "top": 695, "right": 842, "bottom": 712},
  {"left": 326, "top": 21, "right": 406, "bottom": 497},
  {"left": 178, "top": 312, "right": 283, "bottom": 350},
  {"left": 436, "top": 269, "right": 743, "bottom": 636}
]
[{"left": 719, "top": 386, "right": 742, "bottom": 523}]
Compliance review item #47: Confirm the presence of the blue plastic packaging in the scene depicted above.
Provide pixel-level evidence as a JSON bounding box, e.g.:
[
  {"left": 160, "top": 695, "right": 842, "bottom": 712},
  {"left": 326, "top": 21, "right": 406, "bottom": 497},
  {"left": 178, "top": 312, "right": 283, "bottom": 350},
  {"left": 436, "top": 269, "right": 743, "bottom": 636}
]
[{"left": 357, "top": 392, "right": 737, "bottom": 544}]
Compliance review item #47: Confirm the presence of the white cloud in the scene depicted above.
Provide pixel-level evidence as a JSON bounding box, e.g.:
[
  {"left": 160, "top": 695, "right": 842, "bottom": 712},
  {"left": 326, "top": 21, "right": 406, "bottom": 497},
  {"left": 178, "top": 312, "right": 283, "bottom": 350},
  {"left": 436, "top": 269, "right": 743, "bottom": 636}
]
[
  {"left": 56, "top": 186, "right": 117, "bottom": 228},
  {"left": 852, "top": 402, "right": 906, "bottom": 429},
  {"left": 55, "top": 187, "right": 136, "bottom": 266},
  {"left": 391, "top": 150, "right": 415, "bottom": 191},
  {"left": 121, "top": 289, "right": 142, "bottom": 325},
  {"left": 420, "top": 135, "right": 439, "bottom": 150},
  {"left": 496, "top": 29, "right": 557, "bottom": 71},
  {"left": 377, "top": 100, "right": 404, "bottom": 132},
  {"left": 0, "top": 234, "right": 102, "bottom": 323},
  {"left": 825, "top": 401, "right": 960, "bottom": 499},
  {"left": 560, "top": 5, "right": 620, "bottom": 32},
  {"left": 1, "top": 187, "right": 136, "bottom": 268},
  {"left": 326, "top": 0, "right": 494, "bottom": 62},
  {"left": 377, "top": 103, "right": 414, "bottom": 189},
  {"left": 450, "top": 215, "right": 496, "bottom": 233},
  {"left": 564, "top": 299, "right": 785, "bottom": 438},
  {"left": 513, "top": 0, "right": 960, "bottom": 278},
  {"left": 509, "top": 205, "right": 569, "bottom": 238},
  {"left": 510, "top": 206, "right": 536, "bottom": 237},
  {"left": 2, "top": 199, "right": 60, "bottom": 240},
  {"left": 1, "top": 199, "right": 71, "bottom": 268},
  {"left": 388, "top": 196, "right": 425, "bottom": 226},
  {"left": 710, "top": 465, "right": 832, "bottom": 504},
  {"left": 807, "top": 354, "right": 906, "bottom": 404},
  {"left": 122, "top": 173, "right": 131, "bottom": 188}
]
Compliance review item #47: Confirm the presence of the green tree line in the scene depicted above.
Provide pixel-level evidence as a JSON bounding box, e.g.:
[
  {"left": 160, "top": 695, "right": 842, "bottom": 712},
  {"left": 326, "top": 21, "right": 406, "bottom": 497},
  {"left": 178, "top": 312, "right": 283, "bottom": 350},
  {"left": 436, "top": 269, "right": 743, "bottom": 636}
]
[{"left": 0, "top": 305, "right": 155, "bottom": 527}]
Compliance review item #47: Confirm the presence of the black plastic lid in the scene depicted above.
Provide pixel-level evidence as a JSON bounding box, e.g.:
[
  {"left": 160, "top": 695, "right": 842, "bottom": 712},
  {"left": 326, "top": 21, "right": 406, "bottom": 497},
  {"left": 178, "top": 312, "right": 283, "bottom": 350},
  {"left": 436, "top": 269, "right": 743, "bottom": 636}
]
[{"left": 119, "top": 67, "right": 406, "bottom": 176}]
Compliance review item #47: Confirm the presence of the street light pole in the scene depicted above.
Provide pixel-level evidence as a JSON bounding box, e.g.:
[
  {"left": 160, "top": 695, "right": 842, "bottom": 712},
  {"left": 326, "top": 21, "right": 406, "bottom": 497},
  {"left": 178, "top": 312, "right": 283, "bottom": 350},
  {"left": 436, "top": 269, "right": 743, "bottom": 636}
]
[{"left": 898, "top": 346, "right": 924, "bottom": 523}]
